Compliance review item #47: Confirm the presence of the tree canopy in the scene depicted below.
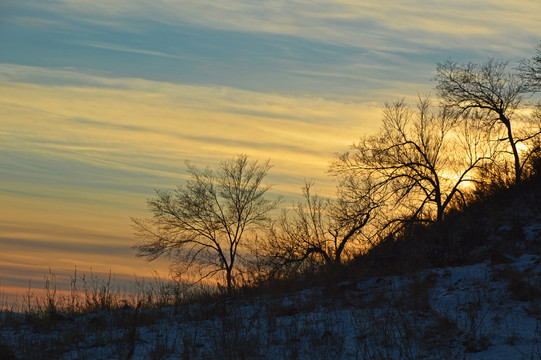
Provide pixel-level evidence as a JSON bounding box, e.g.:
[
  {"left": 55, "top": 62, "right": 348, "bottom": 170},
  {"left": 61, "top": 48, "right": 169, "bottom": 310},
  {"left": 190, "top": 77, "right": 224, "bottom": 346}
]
[{"left": 132, "top": 155, "right": 279, "bottom": 294}]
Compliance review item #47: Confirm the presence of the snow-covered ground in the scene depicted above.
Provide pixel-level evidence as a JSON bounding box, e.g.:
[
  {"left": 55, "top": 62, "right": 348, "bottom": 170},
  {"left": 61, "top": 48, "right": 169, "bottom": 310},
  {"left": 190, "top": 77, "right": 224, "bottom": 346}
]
[{"left": 2, "top": 252, "right": 541, "bottom": 359}]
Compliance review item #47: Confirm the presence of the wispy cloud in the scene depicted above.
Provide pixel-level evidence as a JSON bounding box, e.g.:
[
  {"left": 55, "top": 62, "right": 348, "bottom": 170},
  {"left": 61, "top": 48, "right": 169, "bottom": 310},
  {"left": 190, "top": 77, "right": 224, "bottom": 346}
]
[
  {"left": 0, "top": 64, "right": 381, "bottom": 198},
  {"left": 77, "top": 41, "right": 188, "bottom": 59},
  {"left": 5, "top": 1, "right": 538, "bottom": 101},
  {"left": 0, "top": 220, "right": 171, "bottom": 294},
  {"left": 6, "top": 0, "right": 536, "bottom": 102},
  {"left": 36, "top": 0, "right": 541, "bottom": 55}
]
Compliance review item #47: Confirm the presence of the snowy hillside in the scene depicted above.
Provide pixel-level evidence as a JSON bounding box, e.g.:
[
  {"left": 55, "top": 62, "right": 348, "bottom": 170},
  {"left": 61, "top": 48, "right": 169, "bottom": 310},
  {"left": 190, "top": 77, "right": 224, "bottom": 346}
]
[
  {"left": 3, "top": 172, "right": 541, "bottom": 360},
  {"left": 2, "top": 250, "right": 541, "bottom": 359}
]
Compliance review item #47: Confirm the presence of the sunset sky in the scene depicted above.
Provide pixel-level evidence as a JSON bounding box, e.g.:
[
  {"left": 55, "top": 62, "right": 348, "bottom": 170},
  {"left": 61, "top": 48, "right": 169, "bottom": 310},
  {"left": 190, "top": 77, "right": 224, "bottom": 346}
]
[{"left": 1, "top": 0, "right": 540, "bottom": 299}]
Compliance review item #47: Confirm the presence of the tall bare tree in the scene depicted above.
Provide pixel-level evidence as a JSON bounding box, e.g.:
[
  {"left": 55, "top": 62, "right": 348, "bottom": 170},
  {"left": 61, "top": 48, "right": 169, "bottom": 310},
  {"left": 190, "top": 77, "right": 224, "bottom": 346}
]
[
  {"left": 332, "top": 97, "right": 493, "bottom": 228},
  {"left": 131, "top": 155, "right": 279, "bottom": 295},
  {"left": 436, "top": 58, "right": 539, "bottom": 183}
]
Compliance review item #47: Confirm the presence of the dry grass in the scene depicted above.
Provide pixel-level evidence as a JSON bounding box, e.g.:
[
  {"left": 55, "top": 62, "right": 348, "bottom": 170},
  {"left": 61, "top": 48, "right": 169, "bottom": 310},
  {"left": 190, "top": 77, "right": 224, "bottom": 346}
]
[{"left": 3, "top": 259, "right": 541, "bottom": 359}]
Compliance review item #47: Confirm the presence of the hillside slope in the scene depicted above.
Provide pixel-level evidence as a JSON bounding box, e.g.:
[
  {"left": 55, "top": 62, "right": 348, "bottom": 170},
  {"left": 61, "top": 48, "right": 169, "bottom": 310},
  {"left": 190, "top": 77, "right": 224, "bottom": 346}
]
[
  {"left": 2, "top": 251, "right": 541, "bottom": 359},
  {"left": 2, "top": 176, "right": 541, "bottom": 359}
]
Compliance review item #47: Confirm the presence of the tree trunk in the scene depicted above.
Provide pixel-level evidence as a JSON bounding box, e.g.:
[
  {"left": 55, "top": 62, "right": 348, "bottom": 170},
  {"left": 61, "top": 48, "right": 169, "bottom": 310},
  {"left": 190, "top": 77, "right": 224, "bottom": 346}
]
[
  {"left": 503, "top": 115, "right": 522, "bottom": 183},
  {"left": 226, "top": 267, "right": 233, "bottom": 296},
  {"left": 436, "top": 207, "right": 444, "bottom": 223}
]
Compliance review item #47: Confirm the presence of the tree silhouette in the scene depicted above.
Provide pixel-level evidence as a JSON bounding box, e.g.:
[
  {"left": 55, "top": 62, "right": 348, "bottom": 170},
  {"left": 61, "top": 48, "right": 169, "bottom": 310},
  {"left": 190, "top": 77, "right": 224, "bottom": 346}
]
[
  {"left": 436, "top": 58, "right": 539, "bottom": 183},
  {"left": 261, "top": 178, "right": 382, "bottom": 276},
  {"left": 132, "top": 155, "right": 279, "bottom": 295},
  {"left": 332, "top": 97, "right": 493, "bottom": 228},
  {"left": 519, "top": 41, "right": 541, "bottom": 91}
]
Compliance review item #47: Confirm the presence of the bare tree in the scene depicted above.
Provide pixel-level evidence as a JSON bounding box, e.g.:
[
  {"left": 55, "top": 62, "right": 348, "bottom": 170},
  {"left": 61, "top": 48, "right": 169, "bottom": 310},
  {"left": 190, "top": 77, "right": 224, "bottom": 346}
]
[
  {"left": 131, "top": 155, "right": 279, "bottom": 295},
  {"left": 331, "top": 97, "right": 493, "bottom": 228},
  {"left": 436, "top": 58, "right": 540, "bottom": 183},
  {"left": 261, "top": 178, "right": 382, "bottom": 277},
  {"left": 519, "top": 41, "right": 541, "bottom": 91}
]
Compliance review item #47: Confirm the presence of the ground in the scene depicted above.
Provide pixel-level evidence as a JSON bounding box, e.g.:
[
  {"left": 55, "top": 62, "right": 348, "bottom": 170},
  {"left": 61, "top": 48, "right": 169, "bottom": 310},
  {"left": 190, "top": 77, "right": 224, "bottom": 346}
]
[{"left": 2, "top": 249, "right": 541, "bottom": 359}]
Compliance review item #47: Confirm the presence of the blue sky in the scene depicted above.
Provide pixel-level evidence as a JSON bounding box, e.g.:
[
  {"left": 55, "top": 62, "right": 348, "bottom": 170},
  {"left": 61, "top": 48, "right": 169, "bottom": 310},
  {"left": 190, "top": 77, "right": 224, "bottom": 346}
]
[{"left": 0, "top": 0, "right": 540, "bottom": 297}]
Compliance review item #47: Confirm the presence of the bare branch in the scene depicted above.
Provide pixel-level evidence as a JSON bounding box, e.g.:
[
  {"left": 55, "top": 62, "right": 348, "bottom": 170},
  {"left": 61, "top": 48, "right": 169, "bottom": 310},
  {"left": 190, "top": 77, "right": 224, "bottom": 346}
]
[
  {"left": 436, "top": 58, "right": 538, "bottom": 183},
  {"left": 132, "top": 154, "right": 278, "bottom": 295}
]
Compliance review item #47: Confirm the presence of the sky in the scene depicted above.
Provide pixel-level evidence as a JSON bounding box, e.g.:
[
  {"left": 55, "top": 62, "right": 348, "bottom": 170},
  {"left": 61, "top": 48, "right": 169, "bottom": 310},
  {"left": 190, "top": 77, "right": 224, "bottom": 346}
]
[{"left": 1, "top": 0, "right": 540, "bottom": 301}]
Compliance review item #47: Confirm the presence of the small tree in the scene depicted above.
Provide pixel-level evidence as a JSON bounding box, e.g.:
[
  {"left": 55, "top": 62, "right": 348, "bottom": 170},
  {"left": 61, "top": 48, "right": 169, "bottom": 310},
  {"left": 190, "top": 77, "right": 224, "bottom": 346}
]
[
  {"left": 331, "top": 97, "right": 493, "bottom": 228},
  {"left": 132, "top": 155, "right": 278, "bottom": 295},
  {"left": 262, "top": 178, "right": 382, "bottom": 276},
  {"left": 436, "top": 58, "right": 540, "bottom": 183}
]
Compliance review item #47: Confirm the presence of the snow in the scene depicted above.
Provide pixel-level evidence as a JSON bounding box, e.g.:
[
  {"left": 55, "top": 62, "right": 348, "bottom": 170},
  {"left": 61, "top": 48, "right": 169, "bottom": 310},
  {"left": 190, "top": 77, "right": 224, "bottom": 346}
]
[
  {"left": 3, "top": 254, "right": 541, "bottom": 359},
  {"left": 524, "top": 223, "right": 541, "bottom": 242}
]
